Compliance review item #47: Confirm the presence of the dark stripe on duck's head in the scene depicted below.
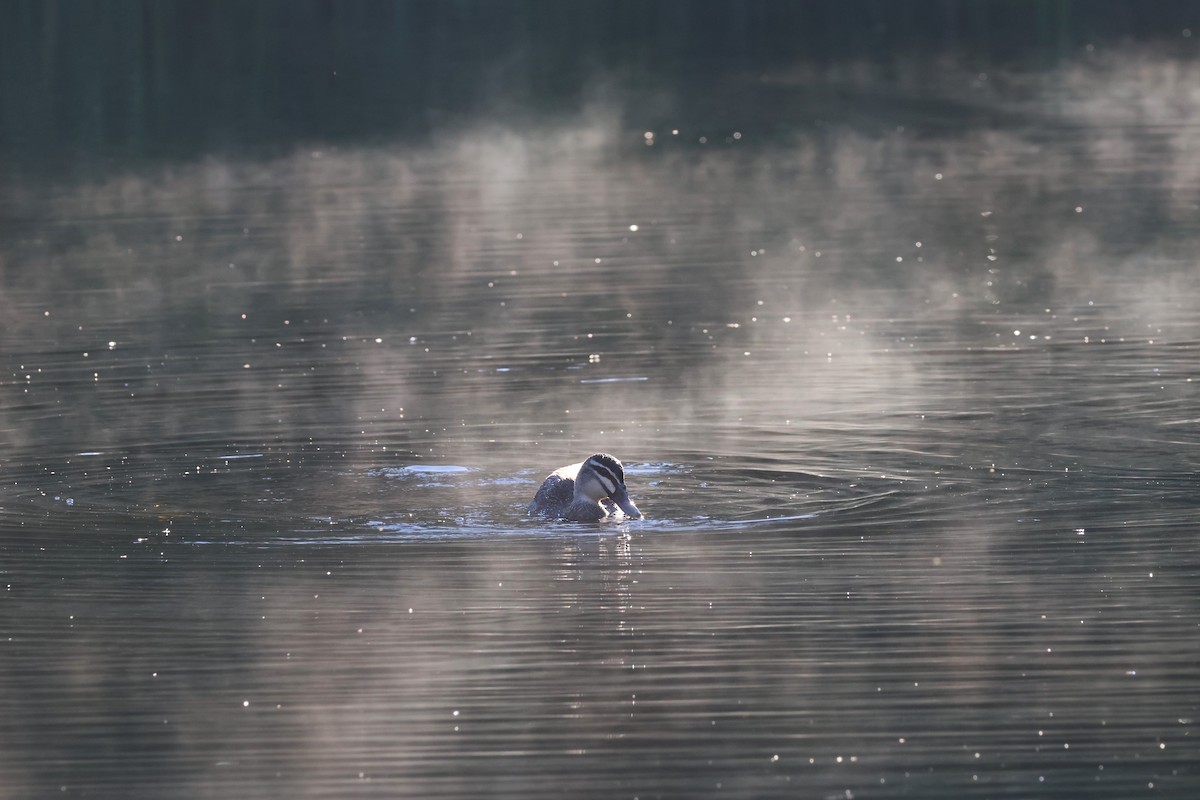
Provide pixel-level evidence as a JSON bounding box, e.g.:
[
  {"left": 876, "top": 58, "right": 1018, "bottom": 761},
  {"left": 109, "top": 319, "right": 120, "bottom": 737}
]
[{"left": 585, "top": 453, "right": 625, "bottom": 487}]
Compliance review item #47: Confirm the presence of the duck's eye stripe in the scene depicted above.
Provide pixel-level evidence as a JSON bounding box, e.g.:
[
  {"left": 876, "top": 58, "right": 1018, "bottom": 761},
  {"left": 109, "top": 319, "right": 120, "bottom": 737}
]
[
  {"left": 590, "top": 456, "right": 623, "bottom": 481},
  {"left": 589, "top": 462, "right": 620, "bottom": 494}
]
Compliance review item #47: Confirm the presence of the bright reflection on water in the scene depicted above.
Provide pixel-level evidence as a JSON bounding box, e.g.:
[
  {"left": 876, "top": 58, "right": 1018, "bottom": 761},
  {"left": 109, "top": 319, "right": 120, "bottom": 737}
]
[{"left": 2, "top": 54, "right": 1199, "bottom": 799}]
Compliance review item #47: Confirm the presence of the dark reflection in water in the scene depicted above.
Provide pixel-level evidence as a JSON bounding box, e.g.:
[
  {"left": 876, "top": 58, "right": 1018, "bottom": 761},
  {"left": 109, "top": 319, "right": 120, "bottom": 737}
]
[{"left": 2, "top": 41, "right": 1200, "bottom": 800}]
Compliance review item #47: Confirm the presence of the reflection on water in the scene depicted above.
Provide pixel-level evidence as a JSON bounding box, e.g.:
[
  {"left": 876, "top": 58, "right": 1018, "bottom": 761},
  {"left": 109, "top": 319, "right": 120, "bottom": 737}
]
[{"left": 2, "top": 51, "right": 1199, "bottom": 799}]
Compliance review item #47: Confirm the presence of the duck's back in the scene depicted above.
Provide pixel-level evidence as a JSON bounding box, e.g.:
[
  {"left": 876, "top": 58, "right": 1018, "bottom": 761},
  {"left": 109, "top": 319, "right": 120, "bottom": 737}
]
[{"left": 528, "top": 462, "right": 582, "bottom": 517}]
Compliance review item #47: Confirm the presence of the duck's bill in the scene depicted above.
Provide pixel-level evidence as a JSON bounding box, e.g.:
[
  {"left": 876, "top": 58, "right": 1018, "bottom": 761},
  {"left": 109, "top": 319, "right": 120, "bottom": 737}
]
[{"left": 611, "top": 486, "right": 642, "bottom": 519}]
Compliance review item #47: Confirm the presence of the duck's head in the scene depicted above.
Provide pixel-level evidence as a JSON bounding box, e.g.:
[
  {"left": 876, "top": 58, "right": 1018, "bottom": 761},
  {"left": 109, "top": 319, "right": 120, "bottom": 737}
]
[{"left": 575, "top": 453, "right": 641, "bottom": 518}]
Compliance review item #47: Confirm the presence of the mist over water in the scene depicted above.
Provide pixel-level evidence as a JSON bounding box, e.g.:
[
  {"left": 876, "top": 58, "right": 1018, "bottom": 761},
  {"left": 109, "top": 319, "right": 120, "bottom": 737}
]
[{"left": 2, "top": 36, "right": 1199, "bottom": 800}]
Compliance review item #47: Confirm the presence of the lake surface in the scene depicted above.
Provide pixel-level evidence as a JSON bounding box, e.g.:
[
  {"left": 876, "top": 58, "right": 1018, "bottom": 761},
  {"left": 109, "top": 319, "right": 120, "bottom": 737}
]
[{"left": 2, "top": 47, "right": 1199, "bottom": 799}]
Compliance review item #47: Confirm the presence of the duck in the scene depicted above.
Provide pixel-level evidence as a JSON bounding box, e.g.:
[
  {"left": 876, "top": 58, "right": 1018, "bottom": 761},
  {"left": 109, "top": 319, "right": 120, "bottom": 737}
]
[{"left": 528, "top": 453, "right": 642, "bottom": 522}]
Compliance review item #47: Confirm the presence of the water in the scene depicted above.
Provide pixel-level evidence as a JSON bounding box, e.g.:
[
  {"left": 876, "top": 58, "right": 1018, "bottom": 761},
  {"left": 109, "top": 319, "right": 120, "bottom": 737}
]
[{"left": 3, "top": 47, "right": 1200, "bottom": 800}]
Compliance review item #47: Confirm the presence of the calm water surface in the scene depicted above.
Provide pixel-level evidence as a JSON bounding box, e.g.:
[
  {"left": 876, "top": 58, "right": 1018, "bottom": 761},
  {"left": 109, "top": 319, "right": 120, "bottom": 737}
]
[{"left": 2, "top": 56, "right": 1199, "bottom": 799}]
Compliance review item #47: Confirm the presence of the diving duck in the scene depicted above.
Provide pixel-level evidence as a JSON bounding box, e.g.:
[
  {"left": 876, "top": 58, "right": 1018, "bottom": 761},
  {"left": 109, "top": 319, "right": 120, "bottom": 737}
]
[{"left": 528, "top": 453, "right": 642, "bottom": 522}]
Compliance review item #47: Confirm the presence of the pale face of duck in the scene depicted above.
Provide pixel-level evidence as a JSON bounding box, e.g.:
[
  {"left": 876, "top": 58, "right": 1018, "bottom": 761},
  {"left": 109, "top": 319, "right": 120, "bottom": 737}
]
[{"left": 575, "top": 454, "right": 641, "bottom": 519}]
